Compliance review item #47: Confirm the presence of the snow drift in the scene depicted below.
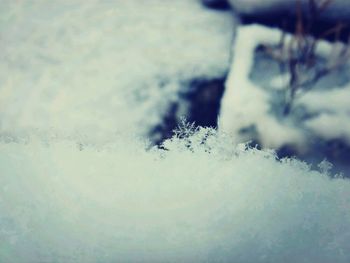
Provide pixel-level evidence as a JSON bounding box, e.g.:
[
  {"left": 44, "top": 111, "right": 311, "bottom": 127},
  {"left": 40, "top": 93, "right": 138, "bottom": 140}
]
[{"left": 0, "top": 129, "right": 349, "bottom": 263}]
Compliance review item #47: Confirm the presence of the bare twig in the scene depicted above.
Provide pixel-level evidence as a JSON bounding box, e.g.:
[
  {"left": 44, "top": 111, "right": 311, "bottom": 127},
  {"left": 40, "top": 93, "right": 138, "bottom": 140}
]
[{"left": 261, "top": 0, "right": 349, "bottom": 116}]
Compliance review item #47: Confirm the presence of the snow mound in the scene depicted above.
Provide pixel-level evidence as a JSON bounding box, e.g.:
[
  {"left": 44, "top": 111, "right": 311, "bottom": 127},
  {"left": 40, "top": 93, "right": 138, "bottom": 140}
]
[
  {"left": 0, "top": 0, "right": 234, "bottom": 139},
  {"left": 1, "top": 129, "right": 349, "bottom": 263}
]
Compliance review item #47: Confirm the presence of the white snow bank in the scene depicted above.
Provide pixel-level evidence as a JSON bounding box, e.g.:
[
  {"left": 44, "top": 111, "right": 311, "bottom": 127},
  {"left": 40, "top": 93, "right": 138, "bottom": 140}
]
[
  {"left": 0, "top": 0, "right": 234, "bottom": 139},
  {"left": 1, "top": 129, "right": 350, "bottom": 263}
]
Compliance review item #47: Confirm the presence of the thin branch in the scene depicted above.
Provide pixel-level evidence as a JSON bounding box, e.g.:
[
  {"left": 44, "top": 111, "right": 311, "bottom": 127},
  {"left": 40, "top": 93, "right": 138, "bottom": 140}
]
[{"left": 260, "top": 0, "right": 350, "bottom": 116}]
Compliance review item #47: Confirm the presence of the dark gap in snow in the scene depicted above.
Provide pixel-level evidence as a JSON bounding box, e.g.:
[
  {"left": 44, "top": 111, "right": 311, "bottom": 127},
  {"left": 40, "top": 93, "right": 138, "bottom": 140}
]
[
  {"left": 150, "top": 77, "right": 227, "bottom": 145},
  {"left": 240, "top": 13, "right": 350, "bottom": 43},
  {"left": 277, "top": 145, "right": 302, "bottom": 160},
  {"left": 202, "top": 0, "right": 231, "bottom": 11},
  {"left": 277, "top": 139, "right": 350, "bottom": 178},
  {"left": 184, "top": 77, "right": 226, "bottom": 127},
  {"left": 323, "top": 139, "right": 350, "bottom": 164},
  {"left": 202, "top": 0, "right": 350, "bottom": 42},
  {"left": 239, "top": 133, "right": 350, "bottom": 178},
  {"left": 150, "top": 103, "right": 179, "bottom": 146}
]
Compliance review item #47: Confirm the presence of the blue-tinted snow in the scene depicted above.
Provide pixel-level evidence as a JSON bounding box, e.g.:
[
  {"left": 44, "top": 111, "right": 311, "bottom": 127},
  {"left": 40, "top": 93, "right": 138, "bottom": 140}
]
[
  {"left": 0, "top": 130, "right": 349, "bottom": 262},
  {"left": 1, "top": 1, "right": 350, "bottom": 262}
]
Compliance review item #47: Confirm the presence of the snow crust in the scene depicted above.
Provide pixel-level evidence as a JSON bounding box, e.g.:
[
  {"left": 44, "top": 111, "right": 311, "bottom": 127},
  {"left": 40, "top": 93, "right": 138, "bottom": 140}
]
[
  {"left": 0, "top": 129, "right": 350, "bottom": 263},
  {"left": 0, "top": 0, "right": 233, "bottom": 139}
]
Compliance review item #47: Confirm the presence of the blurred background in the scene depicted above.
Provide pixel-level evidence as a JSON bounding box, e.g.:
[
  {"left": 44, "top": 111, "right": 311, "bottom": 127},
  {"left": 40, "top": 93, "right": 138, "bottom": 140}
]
[{"left": 1, "top": 0, "right": 350, "bottom": 176}]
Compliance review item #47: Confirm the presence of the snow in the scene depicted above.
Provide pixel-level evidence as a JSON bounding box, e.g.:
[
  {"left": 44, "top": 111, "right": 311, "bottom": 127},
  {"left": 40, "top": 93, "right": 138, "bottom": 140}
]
[
  {"left": 0, "top": 0, "right": 234, "bottom": 139},
  {"left": 298, "top": 85, "right": 350, "bottom": 143},
  {"left": 1, "top": 129, "right": 350, "bottom": 263},
  {"left": 218, "top": 25, "right": 305, "bottom": 149},
  {"left": 298, "top": 85, "right": 350, "bottom": 114},
  {"left": 219, "top": 24, "right": 350, "bottom": 151},
  {"left": 304, "top": 113, "right": 350, "bottom": 144},
  {"left": 1, "top": 1, "right": 350, "bottom": 262}
]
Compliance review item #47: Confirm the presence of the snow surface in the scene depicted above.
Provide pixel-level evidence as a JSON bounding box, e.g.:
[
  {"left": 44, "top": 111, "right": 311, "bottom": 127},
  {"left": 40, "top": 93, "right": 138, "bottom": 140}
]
[
  {"left": 0, "top": 0, "right": 234, "bottom": 139},
  {"left": 219, "top": 24, "right": 350, "bottom": 151},
  {"left": 1, "top": 1, "right": 350, "bottom": 262},
  {"left": 1, "top": 129, "right": 350, "bottom": 263}
]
